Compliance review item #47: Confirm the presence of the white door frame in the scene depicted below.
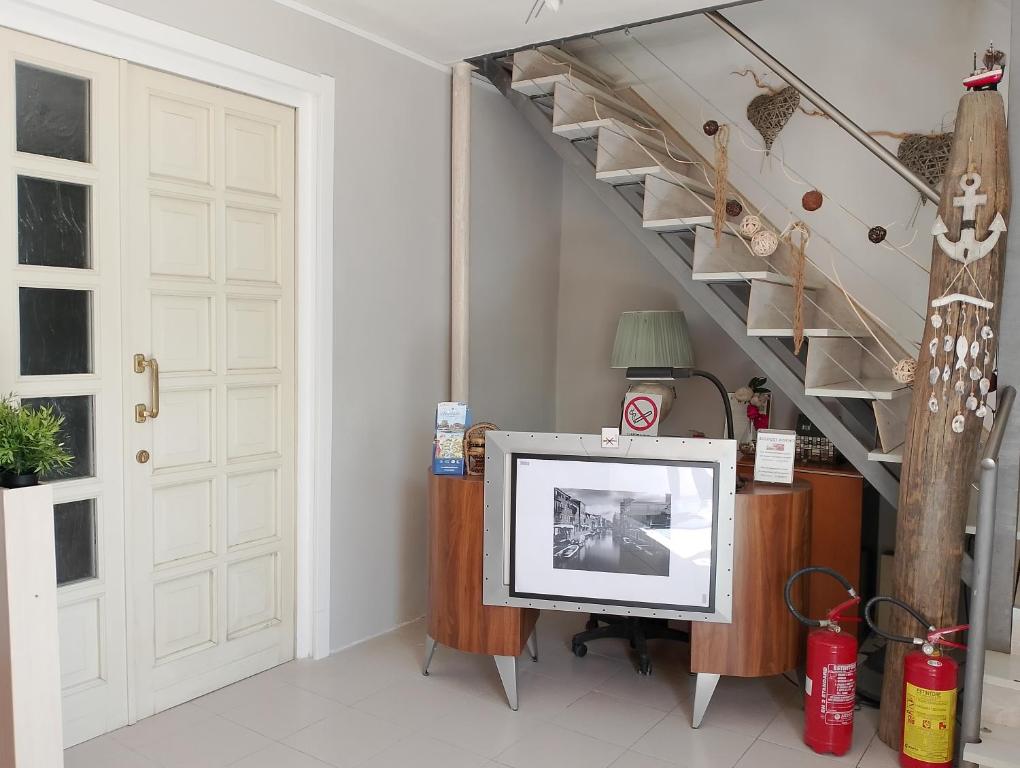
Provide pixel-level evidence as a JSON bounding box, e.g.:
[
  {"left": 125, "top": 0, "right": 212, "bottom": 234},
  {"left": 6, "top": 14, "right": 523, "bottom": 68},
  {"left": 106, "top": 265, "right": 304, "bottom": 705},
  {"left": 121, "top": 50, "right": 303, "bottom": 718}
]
[{"left": 0, "top": 0, "right": 335, "bottom": 661}]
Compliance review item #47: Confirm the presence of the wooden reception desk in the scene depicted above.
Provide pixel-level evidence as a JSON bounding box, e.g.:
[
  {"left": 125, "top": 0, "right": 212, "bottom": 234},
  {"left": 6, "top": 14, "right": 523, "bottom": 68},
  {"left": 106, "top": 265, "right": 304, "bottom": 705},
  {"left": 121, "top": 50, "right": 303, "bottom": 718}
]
[{"left": 425, "top": 472, "right": 809, "bottom": 724}]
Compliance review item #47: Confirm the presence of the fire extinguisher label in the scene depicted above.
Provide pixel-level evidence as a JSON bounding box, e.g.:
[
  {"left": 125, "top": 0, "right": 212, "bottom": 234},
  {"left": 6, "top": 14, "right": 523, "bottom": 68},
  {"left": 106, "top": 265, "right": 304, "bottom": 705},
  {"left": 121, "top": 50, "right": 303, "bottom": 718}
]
[
  {"left": 821, "top": 662, "right": 856, "bottom": 725},
  {"left": 903, "top": 682, "right": 956, "bottom": 764}
]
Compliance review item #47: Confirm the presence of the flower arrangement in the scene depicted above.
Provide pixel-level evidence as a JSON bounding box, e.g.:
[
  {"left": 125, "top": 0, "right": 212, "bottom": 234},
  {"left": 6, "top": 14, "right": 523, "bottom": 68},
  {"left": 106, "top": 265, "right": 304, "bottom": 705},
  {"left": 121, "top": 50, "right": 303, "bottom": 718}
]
[
  {"left": 0, "top": 395, "right": 74, "bottom": 487},
  {"left": 733, "top": 376, "right": 771, "bottom": 451}
]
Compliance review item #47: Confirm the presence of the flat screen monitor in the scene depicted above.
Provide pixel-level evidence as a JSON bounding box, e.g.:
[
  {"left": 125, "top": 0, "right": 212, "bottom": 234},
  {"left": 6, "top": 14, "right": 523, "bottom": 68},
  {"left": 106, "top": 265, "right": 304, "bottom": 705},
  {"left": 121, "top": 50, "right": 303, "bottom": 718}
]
[{"left": 483, "top": 432, "right": 736, "bottom": 622}]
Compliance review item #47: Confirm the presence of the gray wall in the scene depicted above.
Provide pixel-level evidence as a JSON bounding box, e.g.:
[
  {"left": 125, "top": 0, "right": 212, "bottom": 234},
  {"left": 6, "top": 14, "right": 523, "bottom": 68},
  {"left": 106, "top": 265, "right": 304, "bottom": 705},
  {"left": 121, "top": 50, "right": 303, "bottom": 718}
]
[
  {"left": 97, "top": 0, "right": 452, "bottom": 650},
  {"left": 468, "top": 83, "right": 563, "bottom": 432},
  {"left": 555, "top": 169, "right": 795, "bottom": 438}
]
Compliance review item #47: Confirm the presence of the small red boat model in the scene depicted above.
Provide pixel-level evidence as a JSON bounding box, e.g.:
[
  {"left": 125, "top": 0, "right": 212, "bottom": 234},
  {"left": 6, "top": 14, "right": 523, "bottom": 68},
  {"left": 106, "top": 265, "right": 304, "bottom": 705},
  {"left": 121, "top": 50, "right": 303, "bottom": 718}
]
[{"left": 964, "top": 42, "right": 1006, "bottom": 91}]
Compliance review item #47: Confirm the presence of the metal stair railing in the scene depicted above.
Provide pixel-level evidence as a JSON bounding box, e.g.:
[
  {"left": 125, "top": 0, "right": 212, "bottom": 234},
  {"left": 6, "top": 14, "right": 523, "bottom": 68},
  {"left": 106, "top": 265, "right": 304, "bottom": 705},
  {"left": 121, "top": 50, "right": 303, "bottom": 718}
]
[{"left": 961, "top": 384, "right": 1017, "bottom": 763}]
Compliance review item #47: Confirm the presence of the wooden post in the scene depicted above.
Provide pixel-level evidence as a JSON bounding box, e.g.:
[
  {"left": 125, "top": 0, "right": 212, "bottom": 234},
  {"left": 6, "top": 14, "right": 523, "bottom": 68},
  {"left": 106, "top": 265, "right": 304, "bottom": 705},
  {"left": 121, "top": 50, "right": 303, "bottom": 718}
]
[
  {"left": 451, "top": 61, "right": 472, "bottom": 402},
  {"left": 878, "top": 91, "right": 1010, "bottom": 745}
]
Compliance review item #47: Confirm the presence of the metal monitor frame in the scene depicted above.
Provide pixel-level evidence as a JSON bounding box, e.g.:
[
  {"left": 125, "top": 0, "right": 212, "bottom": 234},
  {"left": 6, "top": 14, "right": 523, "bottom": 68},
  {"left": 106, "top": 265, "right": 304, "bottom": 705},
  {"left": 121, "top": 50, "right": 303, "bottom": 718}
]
[{"left": 482, "top": 432, "right": 736, "bottom": 623}]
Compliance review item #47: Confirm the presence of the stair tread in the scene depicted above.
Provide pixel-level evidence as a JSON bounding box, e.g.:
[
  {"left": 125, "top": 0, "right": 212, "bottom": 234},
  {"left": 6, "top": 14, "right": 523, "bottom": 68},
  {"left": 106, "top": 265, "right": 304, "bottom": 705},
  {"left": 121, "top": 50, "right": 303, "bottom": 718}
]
[
  {"left": 645, "top": 214, "right": 714, "bottom": 231},
  {"left": 805, "top": 378, "right": 910, "bottom": 400},
  {"left": 748, "top": 327, "right": 866, "bottom": 338},
  {"left": 693, "top": 268, "right": 790, "bottom": 284},
  {"left": 987, "top": 651, "right": 1020, "bottom": 690},
  {"left": 868, "top": 445, "right": 903, "bottom": 463},
  {"left": 963, "top": 722, "right": 1020, "bottom": 768}
]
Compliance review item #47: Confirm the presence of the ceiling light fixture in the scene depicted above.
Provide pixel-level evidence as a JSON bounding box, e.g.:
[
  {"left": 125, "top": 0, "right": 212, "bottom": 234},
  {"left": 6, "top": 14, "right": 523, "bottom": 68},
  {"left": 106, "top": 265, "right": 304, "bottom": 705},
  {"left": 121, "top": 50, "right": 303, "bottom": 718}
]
[{"left": 526, "top": 0, "right": 563, "bottom": 24}]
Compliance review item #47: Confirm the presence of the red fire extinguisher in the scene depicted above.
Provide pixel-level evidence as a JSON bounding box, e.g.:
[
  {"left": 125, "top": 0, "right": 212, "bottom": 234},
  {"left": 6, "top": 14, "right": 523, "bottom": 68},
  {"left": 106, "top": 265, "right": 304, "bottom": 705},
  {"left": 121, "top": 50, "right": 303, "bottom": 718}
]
[
  {"left": 864, "top": 596, "right": 968, "bottom": 768},
  {"left": 784, "top": 566, "right": 861, "bottom": 757}
]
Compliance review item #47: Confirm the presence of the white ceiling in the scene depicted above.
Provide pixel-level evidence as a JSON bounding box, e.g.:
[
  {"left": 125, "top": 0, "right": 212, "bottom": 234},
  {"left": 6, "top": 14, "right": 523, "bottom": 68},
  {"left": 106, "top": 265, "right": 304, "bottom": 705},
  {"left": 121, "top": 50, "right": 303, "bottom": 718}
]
[{"left": 288, "top": 0, "right": 756, "bottom": 64}]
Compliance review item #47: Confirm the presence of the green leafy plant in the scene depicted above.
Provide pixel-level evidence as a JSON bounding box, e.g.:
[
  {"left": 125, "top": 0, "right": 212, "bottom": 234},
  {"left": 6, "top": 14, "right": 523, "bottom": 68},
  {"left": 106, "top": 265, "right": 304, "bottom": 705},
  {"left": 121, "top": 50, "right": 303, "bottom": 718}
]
[{"left": 0, "top": 395, "right": 74, "bottom": 477}]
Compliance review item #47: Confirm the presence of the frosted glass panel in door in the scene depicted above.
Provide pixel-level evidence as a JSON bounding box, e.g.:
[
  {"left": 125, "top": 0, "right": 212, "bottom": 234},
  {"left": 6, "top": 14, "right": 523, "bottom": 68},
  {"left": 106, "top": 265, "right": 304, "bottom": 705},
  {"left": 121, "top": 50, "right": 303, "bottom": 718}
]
[{"left": 0, "top": 27, "right": 127, "bottom": 747}]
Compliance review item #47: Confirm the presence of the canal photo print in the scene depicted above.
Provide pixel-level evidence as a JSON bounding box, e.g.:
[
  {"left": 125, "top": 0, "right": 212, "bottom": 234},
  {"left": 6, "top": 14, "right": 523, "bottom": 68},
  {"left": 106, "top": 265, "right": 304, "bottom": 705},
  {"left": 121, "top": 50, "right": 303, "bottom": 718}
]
[
  {"left": 510, "top": 454, "right": 719, "bottom": 611},
  {"left": 553, "top": 489, "right": 671, "bottom": 577}
]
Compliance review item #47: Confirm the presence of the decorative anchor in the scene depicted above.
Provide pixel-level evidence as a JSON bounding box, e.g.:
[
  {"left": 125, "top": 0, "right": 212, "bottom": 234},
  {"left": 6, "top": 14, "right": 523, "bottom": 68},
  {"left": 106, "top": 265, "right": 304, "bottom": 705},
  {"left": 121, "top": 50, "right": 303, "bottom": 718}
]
[
  {"left": 932, "top": 172, "right": 1007, "bottom": 264},
  {"left": 927, "top": 170, "right": 1006, "bottom": 433}
]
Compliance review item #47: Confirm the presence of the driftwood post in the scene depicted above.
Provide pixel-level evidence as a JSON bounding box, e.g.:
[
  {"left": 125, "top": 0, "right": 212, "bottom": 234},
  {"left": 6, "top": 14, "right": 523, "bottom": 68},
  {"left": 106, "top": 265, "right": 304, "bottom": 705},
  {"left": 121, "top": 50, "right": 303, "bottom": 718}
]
[{"left": 878, "top": 91, "right": 1010, "bottom": 745}]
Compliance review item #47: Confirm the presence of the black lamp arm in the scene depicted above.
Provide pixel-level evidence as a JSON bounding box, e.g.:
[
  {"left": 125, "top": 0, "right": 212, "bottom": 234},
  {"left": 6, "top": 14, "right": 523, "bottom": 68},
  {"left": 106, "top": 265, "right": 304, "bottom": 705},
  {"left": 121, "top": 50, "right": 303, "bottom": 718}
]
[{"left": 691, "top": 369, "right": 735, "bottom": 441}]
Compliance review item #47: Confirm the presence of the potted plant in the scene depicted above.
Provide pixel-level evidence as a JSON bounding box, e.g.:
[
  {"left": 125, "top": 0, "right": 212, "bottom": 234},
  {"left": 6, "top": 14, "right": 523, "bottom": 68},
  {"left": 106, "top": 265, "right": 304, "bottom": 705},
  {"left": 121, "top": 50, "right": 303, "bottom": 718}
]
[{"left": 0, "top": 395, "right": 73, "bottom": 488}]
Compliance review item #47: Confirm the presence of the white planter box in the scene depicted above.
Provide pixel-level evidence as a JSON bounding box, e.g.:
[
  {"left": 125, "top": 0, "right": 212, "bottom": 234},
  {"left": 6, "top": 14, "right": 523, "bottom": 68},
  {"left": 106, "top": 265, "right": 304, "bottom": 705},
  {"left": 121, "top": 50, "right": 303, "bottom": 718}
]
[{"left": 0, "top": 486, "right": 64, "bottom": 767}]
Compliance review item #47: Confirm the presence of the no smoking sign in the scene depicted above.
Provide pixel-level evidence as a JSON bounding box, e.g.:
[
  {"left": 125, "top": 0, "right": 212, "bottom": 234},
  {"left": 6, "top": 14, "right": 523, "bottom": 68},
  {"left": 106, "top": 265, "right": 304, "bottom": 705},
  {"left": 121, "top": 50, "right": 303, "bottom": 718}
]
[{"left": 622, "top": 392, "right": 662, "bottom": 436}]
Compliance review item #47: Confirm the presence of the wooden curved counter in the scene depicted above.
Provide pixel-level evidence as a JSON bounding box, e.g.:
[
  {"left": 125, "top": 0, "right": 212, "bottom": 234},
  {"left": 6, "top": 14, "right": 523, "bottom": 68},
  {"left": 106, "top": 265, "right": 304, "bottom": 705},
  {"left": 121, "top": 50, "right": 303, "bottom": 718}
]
[
  {"left": 691, "top": 479, "right": 811, "bottom": 677},
  {"left": 426, "top": 473, "right": 538, "bottom": 657}
]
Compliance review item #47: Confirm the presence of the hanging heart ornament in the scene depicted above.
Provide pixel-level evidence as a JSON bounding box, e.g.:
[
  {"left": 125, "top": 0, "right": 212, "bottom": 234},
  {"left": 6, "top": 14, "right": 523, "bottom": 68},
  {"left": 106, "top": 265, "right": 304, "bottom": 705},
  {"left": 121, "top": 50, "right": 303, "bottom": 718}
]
[{"left": 747, "top": 85, "right": 800, "bottom": 153}]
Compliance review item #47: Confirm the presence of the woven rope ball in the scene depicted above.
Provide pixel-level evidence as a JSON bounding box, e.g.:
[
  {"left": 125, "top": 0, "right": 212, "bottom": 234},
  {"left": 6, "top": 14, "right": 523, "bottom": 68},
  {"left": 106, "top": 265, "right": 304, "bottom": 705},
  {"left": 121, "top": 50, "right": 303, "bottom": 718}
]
[
  {"left": 739, "top": 214, "right": 762, "bottom": 237},
  {"left": 892, "top": 358, "right": 917, "bottom": 385},
  {"left": 897, "top": 133, "right": 953, "bottom": 189},
  {"left": 751, "top": 228, "right": 779, "bottom": 257}
]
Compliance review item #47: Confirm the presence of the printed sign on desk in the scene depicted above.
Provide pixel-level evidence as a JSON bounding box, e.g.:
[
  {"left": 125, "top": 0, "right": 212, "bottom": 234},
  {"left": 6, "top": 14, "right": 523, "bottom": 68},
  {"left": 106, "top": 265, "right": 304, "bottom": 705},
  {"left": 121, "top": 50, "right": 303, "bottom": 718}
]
[
  {"left": 753, "top": 429, "right": 797, "bottom": 484},
  {"left": 622, "top": 392, "right": 662, "bottom": 436}
]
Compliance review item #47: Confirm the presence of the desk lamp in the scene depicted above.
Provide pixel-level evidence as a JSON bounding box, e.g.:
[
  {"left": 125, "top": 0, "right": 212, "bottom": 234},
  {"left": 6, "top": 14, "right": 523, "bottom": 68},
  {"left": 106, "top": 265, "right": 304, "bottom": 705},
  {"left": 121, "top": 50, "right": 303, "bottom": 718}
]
[{"left": 611, "top": 310, "right": 734, "bottom": 440}]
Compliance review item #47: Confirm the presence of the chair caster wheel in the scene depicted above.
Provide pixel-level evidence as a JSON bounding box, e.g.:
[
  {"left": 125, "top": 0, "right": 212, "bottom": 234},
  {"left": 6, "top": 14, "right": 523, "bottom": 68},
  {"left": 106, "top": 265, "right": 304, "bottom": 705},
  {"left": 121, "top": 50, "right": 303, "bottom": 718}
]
[
  {"left": 585, "top": 618, "right": 599, "bottom": 631},
  {"left": 572, "top": 642, "right": 588, "bottom": 658}
]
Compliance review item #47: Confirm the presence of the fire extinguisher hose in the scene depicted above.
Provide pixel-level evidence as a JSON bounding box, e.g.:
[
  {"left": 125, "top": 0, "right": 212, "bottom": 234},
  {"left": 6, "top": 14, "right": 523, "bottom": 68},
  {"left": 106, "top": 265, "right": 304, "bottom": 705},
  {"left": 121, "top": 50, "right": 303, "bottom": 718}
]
[
  {"left": 864, "top": 596, "right": 969, "bottom": 650},
  {"left": 863, "top": 596, "right": 936, "bottom": 646},
  {"left": 784, "top": 566, "right": 859, "bottom": 627}
]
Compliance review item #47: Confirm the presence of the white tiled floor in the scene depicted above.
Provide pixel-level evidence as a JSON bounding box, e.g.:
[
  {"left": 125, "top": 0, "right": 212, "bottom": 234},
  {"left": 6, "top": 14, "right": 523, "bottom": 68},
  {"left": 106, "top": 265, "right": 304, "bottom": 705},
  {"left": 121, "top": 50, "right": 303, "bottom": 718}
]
[{"left": 64, "top": 612, "right": 901, "bottom": 768}]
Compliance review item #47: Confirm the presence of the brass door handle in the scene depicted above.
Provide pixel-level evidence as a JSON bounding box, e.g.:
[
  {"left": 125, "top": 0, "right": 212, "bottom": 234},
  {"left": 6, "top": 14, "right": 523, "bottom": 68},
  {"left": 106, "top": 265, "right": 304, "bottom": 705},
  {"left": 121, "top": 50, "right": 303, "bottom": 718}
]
[{"left": 134, "top": 354, "right": 160, "bottom": 423}]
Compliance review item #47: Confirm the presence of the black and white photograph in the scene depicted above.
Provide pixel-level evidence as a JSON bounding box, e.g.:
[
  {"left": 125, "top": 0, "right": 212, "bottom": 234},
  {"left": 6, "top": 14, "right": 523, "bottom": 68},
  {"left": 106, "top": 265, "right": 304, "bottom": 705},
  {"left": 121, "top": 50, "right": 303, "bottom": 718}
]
[
  {"left": 552, "top": 488, "right": 671, "bottom": 577},
  {"left": 510, "top": 454, "right": 720, "bottom": 612}
]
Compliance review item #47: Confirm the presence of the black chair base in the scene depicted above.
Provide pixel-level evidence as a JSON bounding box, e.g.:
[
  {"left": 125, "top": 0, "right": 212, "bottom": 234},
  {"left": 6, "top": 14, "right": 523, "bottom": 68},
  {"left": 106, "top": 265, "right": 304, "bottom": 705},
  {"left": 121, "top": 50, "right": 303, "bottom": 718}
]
[{"left": 570, "top": 616, "right": 689, "bottom": 675}]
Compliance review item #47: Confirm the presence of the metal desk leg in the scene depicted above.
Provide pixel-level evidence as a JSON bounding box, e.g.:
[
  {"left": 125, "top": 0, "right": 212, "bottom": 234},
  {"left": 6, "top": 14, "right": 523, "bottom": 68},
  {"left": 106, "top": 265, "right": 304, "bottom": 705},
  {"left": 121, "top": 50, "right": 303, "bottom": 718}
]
[
  {"left": 422, "top": 634, "right": 438, "bottom": 676},
  {"left": 526, "top": 627, "right": 538, "bottom": 662},
  {"left": 692, "top": 673, "right": 720, "bottom": 728},
  {"left": 494, "top": 655, "right": 519, "bottom": 710}
]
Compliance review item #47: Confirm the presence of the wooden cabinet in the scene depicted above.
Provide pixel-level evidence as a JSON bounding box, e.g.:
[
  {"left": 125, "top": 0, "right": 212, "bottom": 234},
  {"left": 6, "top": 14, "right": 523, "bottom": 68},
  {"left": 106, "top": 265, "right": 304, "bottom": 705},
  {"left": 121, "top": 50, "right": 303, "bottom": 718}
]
[
  {"left": 426, "top": 472, "right": 538, "bottom": 656},
  {"left": 738, "top": 457, "right": 864, "bottom": 635},
  {"left": 691, "top": 480, "right": 811, "bottom": 677}
]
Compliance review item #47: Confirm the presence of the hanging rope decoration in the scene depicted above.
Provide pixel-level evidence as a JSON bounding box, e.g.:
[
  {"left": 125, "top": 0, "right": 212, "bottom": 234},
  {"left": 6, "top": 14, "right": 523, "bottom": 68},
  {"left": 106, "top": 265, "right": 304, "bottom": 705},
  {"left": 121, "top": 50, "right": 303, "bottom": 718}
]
[
  {"left": 785, "top": 221, "right": 811, "bottom": 354},
  {"left": 712, "top": 123, "right": 731, "bottom": 246}
]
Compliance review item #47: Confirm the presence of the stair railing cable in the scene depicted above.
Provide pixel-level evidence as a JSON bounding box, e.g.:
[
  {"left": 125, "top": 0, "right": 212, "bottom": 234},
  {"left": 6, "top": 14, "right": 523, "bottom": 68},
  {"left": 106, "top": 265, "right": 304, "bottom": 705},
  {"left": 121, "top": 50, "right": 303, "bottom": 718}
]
[
  {"left": 521, "top": 43, "right": 929, "bottom": 428},
  {"left": 513, "top": 57, "right": 912, "bottom": 432},
  {"left": 524, "top": 42, "right": 930, "bottom": 349},
  {"left": 586, "top": 32, "right": 932, "bottom": 315},
  {"left": 511, "top": 55, "right": 919, "bottom": 433}
]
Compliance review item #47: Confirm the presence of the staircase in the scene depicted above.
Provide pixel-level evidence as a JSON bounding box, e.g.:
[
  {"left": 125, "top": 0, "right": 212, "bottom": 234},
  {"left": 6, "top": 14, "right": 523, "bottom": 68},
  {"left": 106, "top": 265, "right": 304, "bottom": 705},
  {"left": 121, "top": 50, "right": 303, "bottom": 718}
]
[
  {"left": 474, "top": 39, "right": 1020, "bottom": 767},
  {"left": 486, "top": 46, "right": 909, "bottom": 504}
]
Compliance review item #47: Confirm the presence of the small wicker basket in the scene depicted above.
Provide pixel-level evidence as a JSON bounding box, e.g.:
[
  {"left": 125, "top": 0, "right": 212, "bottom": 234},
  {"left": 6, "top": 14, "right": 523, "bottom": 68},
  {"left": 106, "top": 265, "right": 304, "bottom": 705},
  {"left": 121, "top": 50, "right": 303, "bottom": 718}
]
[{"left": 464, "top": 422, "right": 498, "bottom": 476}]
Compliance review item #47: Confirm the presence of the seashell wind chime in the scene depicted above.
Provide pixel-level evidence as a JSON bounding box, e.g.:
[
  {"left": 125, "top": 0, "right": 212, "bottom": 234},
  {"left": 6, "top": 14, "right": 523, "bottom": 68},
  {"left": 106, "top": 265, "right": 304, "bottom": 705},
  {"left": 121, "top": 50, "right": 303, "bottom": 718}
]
[{"left": 925, "top": 171, "right": 1007, "bottom": 432}]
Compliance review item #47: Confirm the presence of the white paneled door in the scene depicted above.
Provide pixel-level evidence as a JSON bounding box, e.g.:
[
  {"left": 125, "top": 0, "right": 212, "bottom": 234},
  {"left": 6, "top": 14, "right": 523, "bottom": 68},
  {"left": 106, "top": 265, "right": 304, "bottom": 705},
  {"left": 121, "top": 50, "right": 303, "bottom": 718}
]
[
  {"left": 122, "top": 64, "right": 296, "bottom": 719},
  {"left": 0, "top": 30, "right": 296, "bottom": 745}
]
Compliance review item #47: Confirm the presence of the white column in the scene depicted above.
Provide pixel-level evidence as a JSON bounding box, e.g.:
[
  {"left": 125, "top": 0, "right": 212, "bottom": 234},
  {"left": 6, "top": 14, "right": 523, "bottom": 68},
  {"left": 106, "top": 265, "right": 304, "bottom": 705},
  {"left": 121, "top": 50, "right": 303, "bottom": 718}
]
[
  {"left": 451, "top": 61, "right": 472, "bottom": 402},
  {"left": 0, "top": 486, "right": 64, "bottom": 767}
]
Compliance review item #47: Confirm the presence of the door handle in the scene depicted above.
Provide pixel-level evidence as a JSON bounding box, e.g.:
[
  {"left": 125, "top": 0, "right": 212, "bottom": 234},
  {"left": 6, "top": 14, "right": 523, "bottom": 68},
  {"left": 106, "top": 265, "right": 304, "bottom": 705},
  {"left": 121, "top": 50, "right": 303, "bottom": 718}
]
[{"left": 134, "top": 354, "right": 160, "bottom": 423}]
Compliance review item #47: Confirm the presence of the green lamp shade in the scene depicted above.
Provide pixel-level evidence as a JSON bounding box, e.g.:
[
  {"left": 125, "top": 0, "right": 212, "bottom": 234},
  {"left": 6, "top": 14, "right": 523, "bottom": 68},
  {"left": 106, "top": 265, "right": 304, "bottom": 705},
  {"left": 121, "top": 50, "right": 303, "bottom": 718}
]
[{"left": 610, "top": 311, "right": 696, "bottom": 369}]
